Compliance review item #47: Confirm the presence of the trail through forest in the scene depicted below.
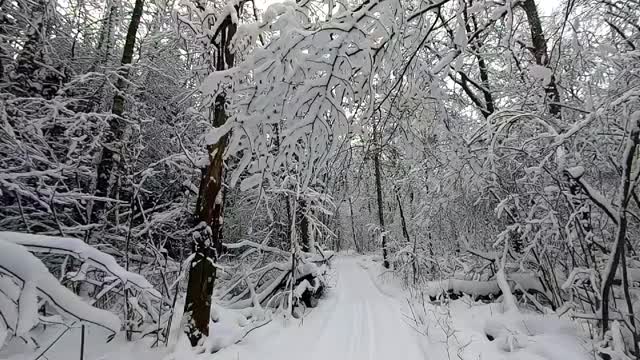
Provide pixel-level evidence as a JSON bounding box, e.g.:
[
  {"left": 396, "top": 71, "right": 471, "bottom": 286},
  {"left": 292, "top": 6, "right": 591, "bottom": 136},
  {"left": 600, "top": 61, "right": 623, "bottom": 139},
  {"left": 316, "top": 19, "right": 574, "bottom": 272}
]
[
  {"left": 214, "top": 257, "right": 427, "bottom": 360},
  {"left": 3, "top": 0, "right": 639, "bottom": 357}
]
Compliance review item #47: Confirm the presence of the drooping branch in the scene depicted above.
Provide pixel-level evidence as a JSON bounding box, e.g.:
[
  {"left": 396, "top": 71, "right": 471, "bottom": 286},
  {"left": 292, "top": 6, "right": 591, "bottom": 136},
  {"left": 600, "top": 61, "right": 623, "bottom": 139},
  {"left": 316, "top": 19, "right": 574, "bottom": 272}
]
[{"left": 0, "top": 238, "right": 121, "bottom": 334}]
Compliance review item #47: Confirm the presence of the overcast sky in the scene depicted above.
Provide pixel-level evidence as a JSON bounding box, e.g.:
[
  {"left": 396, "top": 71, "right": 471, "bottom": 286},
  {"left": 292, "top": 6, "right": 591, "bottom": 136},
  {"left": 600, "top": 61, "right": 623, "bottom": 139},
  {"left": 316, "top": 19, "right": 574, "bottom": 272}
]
[{"left": 538, "top": 0, "right": 561, "bottom": 15}]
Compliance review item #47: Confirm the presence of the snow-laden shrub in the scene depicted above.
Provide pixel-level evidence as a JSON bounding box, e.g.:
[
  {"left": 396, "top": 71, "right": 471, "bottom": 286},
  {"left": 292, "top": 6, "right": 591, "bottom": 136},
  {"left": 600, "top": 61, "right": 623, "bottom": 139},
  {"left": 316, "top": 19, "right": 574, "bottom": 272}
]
[
  {"left": 0, "top": 232, "right": 163, "bottom": 349},
  {"left": 0, "top": 92, "right": 108, "bottom": 235},
  {"left": 217, "top": 238, "right": 333, "bottom": 312}
]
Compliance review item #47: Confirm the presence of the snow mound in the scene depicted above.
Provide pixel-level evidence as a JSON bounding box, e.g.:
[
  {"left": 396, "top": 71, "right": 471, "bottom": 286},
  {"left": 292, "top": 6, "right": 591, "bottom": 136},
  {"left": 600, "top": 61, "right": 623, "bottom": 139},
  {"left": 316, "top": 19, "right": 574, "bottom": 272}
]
[
  {"left": 361, "top": 255, "right": 592, "bottom": 360},
  {"left": 406, "top": 297, "right": 591, "bottom": 360},
  {"left": 206, "top": 305, "right": 248, "bottom": 353},
  {"left": 483, "top": 312, "right": 589, "bottom": 359}
]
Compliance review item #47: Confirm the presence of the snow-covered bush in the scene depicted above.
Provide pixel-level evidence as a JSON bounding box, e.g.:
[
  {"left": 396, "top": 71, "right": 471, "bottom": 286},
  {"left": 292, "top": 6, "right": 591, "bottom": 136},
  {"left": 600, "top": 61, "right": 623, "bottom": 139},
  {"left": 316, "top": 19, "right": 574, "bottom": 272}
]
[
  {"left": 217, "top": 239, "right": 332, "bottom": 313},
  {"left": 0, "top": 232, "right": 164, "bottom": 349}
]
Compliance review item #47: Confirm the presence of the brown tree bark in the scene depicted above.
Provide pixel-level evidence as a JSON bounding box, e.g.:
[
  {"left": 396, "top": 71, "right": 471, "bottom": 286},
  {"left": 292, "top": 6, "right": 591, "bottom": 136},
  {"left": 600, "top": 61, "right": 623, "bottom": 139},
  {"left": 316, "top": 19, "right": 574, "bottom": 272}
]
[
  {"left": 196, "top": 93, "right": 231, "bottom": 252},
  {"left": 185, "top": 10, "right": 238, "bottom": 347},
  {"left": 183, "top": 233, "right": 216, "bottom": 346}
]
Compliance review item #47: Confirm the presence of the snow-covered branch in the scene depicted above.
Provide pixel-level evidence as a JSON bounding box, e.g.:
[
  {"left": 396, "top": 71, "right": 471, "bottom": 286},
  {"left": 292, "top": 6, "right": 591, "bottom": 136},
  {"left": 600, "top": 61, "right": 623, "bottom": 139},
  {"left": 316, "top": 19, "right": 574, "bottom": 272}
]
[{"left": 0, "top": 238, "right": 121, "bottom": 346}]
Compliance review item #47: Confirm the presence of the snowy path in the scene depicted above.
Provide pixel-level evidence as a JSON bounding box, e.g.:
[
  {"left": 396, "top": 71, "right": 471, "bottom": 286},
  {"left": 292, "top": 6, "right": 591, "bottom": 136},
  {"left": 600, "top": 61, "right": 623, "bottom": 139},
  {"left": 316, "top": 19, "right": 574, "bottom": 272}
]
[{"left": 215, "top": 257, "right": 427, "bottom": 360}]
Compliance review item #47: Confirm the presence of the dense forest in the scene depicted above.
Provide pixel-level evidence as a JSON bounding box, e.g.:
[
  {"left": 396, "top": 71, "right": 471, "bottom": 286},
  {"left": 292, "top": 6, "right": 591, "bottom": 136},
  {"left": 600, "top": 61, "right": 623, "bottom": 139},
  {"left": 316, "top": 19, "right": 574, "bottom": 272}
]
[{"left": 1, "top": 0, "right": 640, "bottom": 358}]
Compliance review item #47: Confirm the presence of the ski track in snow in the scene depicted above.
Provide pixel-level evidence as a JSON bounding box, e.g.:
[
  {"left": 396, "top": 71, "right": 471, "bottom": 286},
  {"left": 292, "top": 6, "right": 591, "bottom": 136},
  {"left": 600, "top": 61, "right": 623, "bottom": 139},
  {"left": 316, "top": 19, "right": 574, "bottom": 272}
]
[{"left": 215, "top": 257, "right": 427, "bottom": 360}]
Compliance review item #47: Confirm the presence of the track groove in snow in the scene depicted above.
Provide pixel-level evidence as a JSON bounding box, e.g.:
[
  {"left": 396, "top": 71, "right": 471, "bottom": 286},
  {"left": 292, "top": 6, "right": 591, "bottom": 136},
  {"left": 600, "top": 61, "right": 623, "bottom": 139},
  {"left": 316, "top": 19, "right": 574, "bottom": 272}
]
[{"left": 215, "top": 257, "right": 427, "bottom": 360}]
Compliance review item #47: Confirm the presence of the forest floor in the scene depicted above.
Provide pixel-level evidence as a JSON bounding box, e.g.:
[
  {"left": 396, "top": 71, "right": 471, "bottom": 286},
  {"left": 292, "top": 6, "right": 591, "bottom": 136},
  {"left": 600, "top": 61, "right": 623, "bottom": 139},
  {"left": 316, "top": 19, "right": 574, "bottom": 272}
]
[
  {"left": 3, "top": 255, "right": 593, "bottom": 360},
  {"left": 210, "top": 256, "right": 428, "bottom": 360},
  {"left": 176, "top": 255, "right": 592, "bottom": 360}
]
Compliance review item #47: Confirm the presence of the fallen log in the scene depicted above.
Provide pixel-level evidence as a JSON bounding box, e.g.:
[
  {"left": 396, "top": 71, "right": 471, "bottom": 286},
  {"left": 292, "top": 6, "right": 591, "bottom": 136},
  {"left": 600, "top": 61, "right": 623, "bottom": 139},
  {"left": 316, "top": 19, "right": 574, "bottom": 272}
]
[{"left": 425, "top": 273, "right": 553, "bottom": 307}]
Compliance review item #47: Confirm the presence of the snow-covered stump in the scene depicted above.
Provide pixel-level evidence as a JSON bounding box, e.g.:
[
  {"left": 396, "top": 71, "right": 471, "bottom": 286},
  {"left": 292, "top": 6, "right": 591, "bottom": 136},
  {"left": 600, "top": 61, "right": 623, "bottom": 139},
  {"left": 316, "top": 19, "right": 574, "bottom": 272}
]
[
  {"left": 292, "top": 251, "right": 333, "bottom": 312},
  {"left": 293, "top": 263, "right": 327, "bottom": 312}
]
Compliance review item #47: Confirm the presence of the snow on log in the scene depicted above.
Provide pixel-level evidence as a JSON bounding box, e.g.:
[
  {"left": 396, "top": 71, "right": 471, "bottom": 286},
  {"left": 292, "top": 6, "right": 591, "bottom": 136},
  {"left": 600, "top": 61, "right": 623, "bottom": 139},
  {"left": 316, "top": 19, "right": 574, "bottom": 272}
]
[
  {"left": 223, "top": 240, "right": 290, "bottom": 256},
  {"left": 226, "top": 268, "right": 290, "bottom": 309},
  {"left": 223, "top": 240, "right": 334, "bottom": 262},
  {"left": 294, "top": 280, "right": 313, "bottom": 298},
  {"left": 0, "top": 232, "right": 161, "bottom": 299},
  {"left": 297, "top": 262, "right": 324, "bottom": 279},
  {"left": 0, "top": 238, "right": 121, "bottom": 338},
  {"left": 423, "top": 273, "right": 547, "bottom": 299}
]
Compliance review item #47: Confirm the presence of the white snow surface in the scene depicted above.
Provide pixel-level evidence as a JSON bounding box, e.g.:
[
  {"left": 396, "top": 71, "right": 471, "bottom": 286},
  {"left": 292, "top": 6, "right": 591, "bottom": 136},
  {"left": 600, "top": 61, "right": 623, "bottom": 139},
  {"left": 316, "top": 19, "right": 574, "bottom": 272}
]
[
  {"left": 6, "top": 255, "right": 593, "bottom": 360},
  {"left": 208, "top": 257, "right": 428, "bottom": 360},
  {"left": 172, "top": 256, "right": 591, "bottom": 360}
]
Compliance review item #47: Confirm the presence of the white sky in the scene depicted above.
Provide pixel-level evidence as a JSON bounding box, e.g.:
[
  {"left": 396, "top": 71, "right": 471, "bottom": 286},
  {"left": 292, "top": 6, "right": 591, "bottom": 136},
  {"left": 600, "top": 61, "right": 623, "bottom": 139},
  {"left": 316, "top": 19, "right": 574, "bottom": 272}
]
[{"left": 538, "top": 0, "right": 561, "bottom": 16}]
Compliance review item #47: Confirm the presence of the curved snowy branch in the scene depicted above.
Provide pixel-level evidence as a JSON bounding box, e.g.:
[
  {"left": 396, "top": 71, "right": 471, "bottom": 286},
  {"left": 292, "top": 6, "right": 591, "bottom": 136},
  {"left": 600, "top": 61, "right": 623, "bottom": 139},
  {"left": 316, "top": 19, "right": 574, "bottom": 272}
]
[
  {"left": 0, "top": 239, "right": 121, "bottom": 340},
  {"left": 0, "top": 232, "right": 161, "bottom": 299}
]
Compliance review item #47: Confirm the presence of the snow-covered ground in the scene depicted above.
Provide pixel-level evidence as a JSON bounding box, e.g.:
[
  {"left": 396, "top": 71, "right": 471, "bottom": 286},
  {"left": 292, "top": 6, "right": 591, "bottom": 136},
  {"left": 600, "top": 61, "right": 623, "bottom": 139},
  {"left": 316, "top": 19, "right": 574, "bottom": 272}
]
[
  {"left": 4, "top": 255, "right": 594, "bottom": 360},
  {"left": 1, "top": 326, "right": 165, "bottom": 360},
  {"left": 358, "top": 256, "right": 594, "bottom": 360},
  {"left": 170, "top": 255, "right": 592, "bottom": 360},
  {"left": 205, "top": 256, "right": 428, "bottom": 360}
]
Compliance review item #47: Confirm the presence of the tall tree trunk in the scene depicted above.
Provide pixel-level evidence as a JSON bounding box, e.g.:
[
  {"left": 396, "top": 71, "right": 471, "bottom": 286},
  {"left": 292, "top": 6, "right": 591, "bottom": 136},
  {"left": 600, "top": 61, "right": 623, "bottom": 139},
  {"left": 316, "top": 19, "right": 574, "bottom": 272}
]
[
  {"left": 373, "top": 131, "right": 389, "bottom": 268},
  {"left": 183, "top": 231, "right": 216, "bottom": 346},
  {"left": 0, "top": 0, "right": 8, "bottom": 81},
  {"left": 601, "top": 119, "right": 639, "bottom": 335},
  {"left": 364, "top": 174, "right": 374, "bottom": 251},
  {"left": 298, "top": 199, "right": 310, "bottom": 252},
  {"left": 334, "top": 206, "right": 341, "bottom": 252},
  {"left": 284, "top": 194, "right": 293, "bottom": 249},
  {"left": 349, "top": 196, "right": 360, "bottom": 253},
  {"left": 185, "top": 11, "right": 237, "bottom": 347},
  {"left": 270, "top": 123, "right": 291, "bottom": 247},
  {"left": 396, "top": 192, "right": 415, "bottom": 282},
  {"left": 10, "top": 0, "right": 47, "bottom": 97},
  {"left": 521, "top": 0, "right": 562, "bottom": 119},
  {"left": 94, "top": 2, "right": 117, "bottom": 69},
  {"left": 94, "top": 0, "right": 144, "bottom": 216},
  {"left": 196, "top": 92, "right": 231, "bottom": 251}
]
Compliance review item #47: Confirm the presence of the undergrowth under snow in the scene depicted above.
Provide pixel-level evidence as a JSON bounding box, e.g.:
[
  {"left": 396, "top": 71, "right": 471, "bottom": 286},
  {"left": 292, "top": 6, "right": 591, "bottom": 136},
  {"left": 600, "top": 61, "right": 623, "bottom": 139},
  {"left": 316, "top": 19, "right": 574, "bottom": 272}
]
[
  {"left": 2, "top": 255, "right": 595, "bottom": 360},
  {"left": 358, "top": 256, "right": 595, "bottom": 360}
]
